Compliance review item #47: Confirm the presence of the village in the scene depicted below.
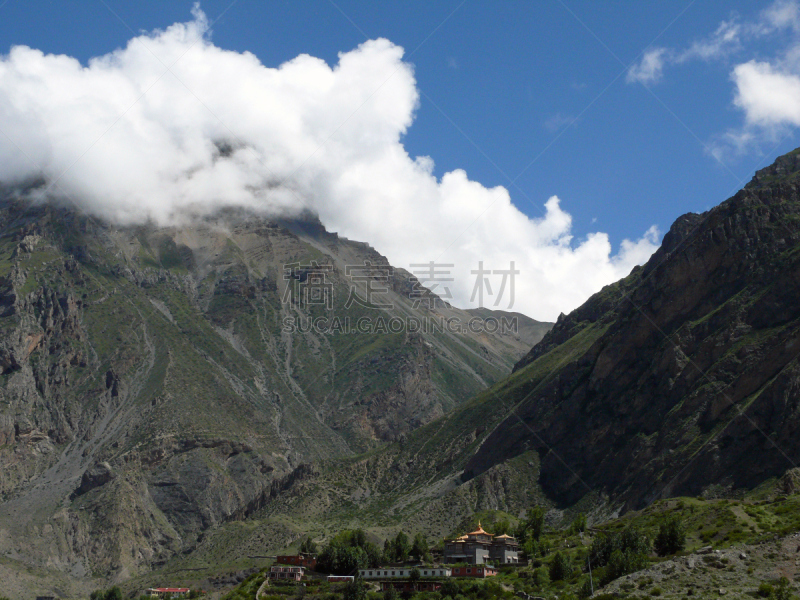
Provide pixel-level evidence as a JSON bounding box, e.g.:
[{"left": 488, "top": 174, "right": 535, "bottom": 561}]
[
  {"left": 142, "top": 523, "right": 521, "bottom": 598},
  {"left": 263, "top": 523, "right": 519, "bottom": 593}
]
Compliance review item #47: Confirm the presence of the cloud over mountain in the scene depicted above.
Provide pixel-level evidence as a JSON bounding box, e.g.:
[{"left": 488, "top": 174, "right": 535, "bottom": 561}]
[{"left": 0, "top": 6, "right": 659, "bottom": 320}]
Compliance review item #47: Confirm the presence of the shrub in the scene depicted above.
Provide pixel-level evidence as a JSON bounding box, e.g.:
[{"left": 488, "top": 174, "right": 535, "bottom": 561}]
[
  {"left": 532, "top": 566, "right": 550, "bottom": 587},
  {"left": 758, "top": 582, "right": 774, "bottom": 598},
  {"left": 517, "top": 507, "right": 546, "bottom": 542},
  {"left": 344, "top": 580, "right": 367, "bottom": 600},
  {"left": 590, "top": 527, "right": 649, "bottom": 568},
  {"left": 774, "top": 577, "right": 793, "bottom": 600},
  {"left": 654, "top": 515, "right": 686, "bottom": 556},
  {"left": 569, "top": 513, "right": 587, "bottom": 535},
  {"left": 601, "top": 549, "right": 648, "bottom": 586},
  {"left": 549, "top": 551, "right": 572, "bottom": 581},
  {"left": 383, "top": 587, "right": 399, "bottom": 600},
  {"left": 90, "top": 587, "right": 123, "bottom": 600},
  {"left": 300, "top": 537, "right": 318, "bottom": 554}
]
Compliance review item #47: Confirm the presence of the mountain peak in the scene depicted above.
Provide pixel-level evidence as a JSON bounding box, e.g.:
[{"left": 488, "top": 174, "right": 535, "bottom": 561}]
[{"left": 746, "top": 147, "right": 800, "bottom": 190}]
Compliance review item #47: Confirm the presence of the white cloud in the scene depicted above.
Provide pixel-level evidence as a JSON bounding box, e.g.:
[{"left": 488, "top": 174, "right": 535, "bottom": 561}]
[
  {"left": 679, "top": 20, "right": 742, "bottom": 62},
  {"left": 732, "top": 60, "right": 800, "bottom": 127},
  {"left": 627, "top": 19, "right": 742, "bottom": 86},
  {"left": 627, "top": 48, "right": 669, "bottom": 85},
  {"left": 0, "top": 7, "right": 659, "bottom": 321},
  {"left": 627, "top": 0, "right": 800, "bottom": 160},
  {"left": 762, "top": 0, "right": 800, "bottom": 32},
  {"left": 543, "top": 112, "right": 576, "bottom": 132}
]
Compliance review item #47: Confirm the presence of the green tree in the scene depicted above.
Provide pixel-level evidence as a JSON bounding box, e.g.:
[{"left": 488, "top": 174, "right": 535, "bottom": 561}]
[
  {"left": 393, "top": 532, "right": 410, "bottom": 562},
  {"left": 317, "top": 529, "right": 381, "bottom": 573},
  {"left": 601, "top": 549, "right": 648, "bottom": 586},
  {"left": 411, "top": 533, "right": 431, "bottom": 562},
  {"left": 531, "top": 566, "right": 550, "bottom": 587},
  {"left": 409, "top": 568, "right": 421, "bottom": 582},
  {"left": 440, "top": 580, "right": 459, "bottom": 598},
  {"left": 569, "top": 513, "right": 587, "bottom": 535},
  {"left": 383, "top": 539, "right": 393, "bottom": 562},
  {"left": 383, "top": 586, "right": 399, "bottom": 600},
  {"left": 549, "top": 551, "right": 571, "bottom": 581},
  {"left": 343, "top": 579, "right": 367, "bottom": 600},
  {"left": 774, "top": 576, "right": 793, "bottom": 600},
  {"left": 520, "top": 507, "right": 545, "bottom": 542},
  {"left": 493, "top": 519, "right": 511, "bottom": 535},
  {"left": 300, "top": 536, "right": 318, "bottom": 554},
  {"left": 759, "top": 583, "right": 775, "bottom": 598},
  {"left": 654, "top": 515, "right": 685, "bottom": 557},
  {"left": 91, "top": 588, "right": 123, "bottom": 600},
  {"left": 589, "top": 527, "right": 649, "bottom": 569}
]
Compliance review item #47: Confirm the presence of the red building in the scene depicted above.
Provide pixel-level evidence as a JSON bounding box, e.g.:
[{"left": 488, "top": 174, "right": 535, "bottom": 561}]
[
  {"left": 276, "top": 554, "right": 317, "bottom": 569},
  {"left": 145, "top": 589, "right": 191, "bottom": 598},
  {"left": 450, "top": 565, "right": 497, "bottom": 578},
  {"left": 327, "top": 576, "right": 355, "bottom": 583}
]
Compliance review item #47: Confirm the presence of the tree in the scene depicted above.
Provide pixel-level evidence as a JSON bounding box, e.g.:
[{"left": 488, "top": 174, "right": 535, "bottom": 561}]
[
  {"left": 440, "top": 579, "right": 459, "bottom": 598},
  {"left": 383, "top": 539, "right": 393, "bottom": 563},
  {"left": 589, "top": 527, "right": 649, "bottom": 568},
  {"left": 90, "top": 588, "right": 123, "bottom": 600},
  {"left": 300, "top": 536, "right": 318, "bottom": 554},
  {"left": 409, "top": 568, "right": 421, "bottom": 582},
  {"left": 493, "top": 519, "right": 511, "bottom": 535},
  {"left": 654, "top": 515, "right": 685, "bottom": 556},
  {"left": 774, "top": 576, "right": 793, "bottom": 600},
  {"left": 411, "top": 533, "right": 431, "bottom": 562},
  {"left": 601, "top": 549, "right": 648, "bottom": 586},
  {"left": 589, "top": 527, "right": 650, "bottom": 586},
  {"left": 518, "top": 507, "right": 546, "bottom": 542},
  {"left": 343, "top": 579, "right": 367, "bottom": 600},
  {"left": 569, "top": 513, "right": 587, "bottom": 535},
  {"left": 317, "top": 529, "right": 382, "bottom": 574},
  {"left": 393, "top": 532, "right": 410, "bottom": 562},
  {"left": 549, "top": 551, "right": 571, "bottom": 581},
  {"left": 383, "top": 586, "right": 399, "bottom": 600}
]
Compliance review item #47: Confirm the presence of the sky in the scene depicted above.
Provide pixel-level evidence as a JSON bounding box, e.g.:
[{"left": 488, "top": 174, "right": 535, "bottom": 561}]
[{"left": 0, "top": 0, "right": 798, "bottom": 321}]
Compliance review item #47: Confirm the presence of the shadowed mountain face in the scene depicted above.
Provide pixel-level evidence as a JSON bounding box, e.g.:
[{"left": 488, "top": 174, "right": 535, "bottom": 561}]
[
  {"left": 0, "top": 194, "right": 550, "bottom": 582},
  {"left": 460, "top": 148, "right": 800, "bottom": 510}
]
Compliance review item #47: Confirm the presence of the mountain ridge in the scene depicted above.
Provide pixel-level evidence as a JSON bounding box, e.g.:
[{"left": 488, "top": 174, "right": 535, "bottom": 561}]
[{"left": 0, "top": 194, "right": 550, "bottom": 589}]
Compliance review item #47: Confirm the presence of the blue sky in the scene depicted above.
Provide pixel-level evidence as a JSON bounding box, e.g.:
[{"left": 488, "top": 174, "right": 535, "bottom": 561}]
[
  {"left": 0, "top": 0, "right": 790, "bottom": 243},
  {"left": 0, "top": 1, "right": 798, "bottom": 318}
]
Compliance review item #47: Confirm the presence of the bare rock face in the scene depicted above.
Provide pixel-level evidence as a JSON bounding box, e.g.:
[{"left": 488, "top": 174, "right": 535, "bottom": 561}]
[
  {"left": 74, "top": 462, "right": 115, "bottom": 496},
  {"left": 780, "top": 468, "right": 800, "bottom": 495}
]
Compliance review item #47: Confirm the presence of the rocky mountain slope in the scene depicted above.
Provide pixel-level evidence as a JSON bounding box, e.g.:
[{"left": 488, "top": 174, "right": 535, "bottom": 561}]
[
  {"left": 0, "top": 187, "right": 550, "bottom": 586},
  {"left": 250, "top": 148, "right": 800, "bottom": 547}
]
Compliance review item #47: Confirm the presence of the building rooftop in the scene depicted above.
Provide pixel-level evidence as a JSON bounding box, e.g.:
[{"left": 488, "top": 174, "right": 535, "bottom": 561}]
[{"left": 465, "top": 521, "right": 491, "bottom": 536}]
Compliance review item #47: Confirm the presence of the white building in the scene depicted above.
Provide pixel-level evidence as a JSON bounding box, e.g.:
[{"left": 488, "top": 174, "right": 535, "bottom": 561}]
[{"left": 358, "top": 567, "right": 451, "bottom": 579}]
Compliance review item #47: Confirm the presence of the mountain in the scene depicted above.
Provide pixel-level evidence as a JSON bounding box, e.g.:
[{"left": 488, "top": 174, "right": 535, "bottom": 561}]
[
  {"left": 247, "top": 147, "right": 800, "bottom": 555},
  {"left": 465, "top": 148, "right": 800, "bottom": 509},
  {"left": 0, "top": 188, "right": 550, "bottom": 590},
  {"left": 9, "top": 144, "right": 800, "bottom": 597}
]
